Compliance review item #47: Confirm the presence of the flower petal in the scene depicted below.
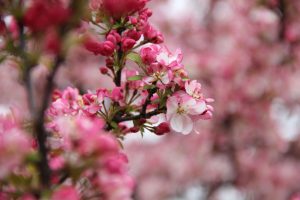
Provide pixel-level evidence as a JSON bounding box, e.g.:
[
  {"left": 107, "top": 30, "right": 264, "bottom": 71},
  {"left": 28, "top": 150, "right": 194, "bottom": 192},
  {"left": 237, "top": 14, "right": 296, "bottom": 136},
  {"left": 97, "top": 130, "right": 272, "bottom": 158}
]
[{"left": 170, "top": 114, "right": 193, "bottom": 134}]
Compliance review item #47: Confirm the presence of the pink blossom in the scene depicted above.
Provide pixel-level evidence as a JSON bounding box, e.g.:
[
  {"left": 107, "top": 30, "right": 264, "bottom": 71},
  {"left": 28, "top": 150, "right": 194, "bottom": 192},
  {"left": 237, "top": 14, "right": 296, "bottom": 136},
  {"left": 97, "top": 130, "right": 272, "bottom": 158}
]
[
  {"left": 111, "top": 87, "right": 124, "bottom": 102},
  {"left": 156, "top": 46, "right": 183, "bottom": 70},
  {"left": 24, "top": 0, "right": 70, "bottom": 32},
  {"left": 102, "top": 0, "right": 147, "bottom": 19},
  {"left": 52, "top": 186, "right": 79, "bottom": 200},
  {"left": 166, "top": 92, "right": 207, "bottom": 134},
  {"left": 0, "top": 117, "right": 31, "bottom": 178},
  {"left": 140, "top": 45, "right": 159, "bottom": 65},
  {"left": 185, "top": 80, "right": 203, "bottom": 99},
  {"left": 143, "top": 24, "right": 164, "bottom": 44},
  {"left": 143, "top": 63, "right": 173, "bottom": 88},
  {"left": 82, "top": 93, "right": 101, "bottom": 115}
]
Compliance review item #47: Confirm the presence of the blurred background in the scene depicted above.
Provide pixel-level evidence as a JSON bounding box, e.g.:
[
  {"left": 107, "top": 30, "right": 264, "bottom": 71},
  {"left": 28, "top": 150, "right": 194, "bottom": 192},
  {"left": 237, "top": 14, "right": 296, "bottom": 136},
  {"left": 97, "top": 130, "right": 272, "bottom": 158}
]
[{"left": 1, "top": 0, "right": 300, "bottom": 199}]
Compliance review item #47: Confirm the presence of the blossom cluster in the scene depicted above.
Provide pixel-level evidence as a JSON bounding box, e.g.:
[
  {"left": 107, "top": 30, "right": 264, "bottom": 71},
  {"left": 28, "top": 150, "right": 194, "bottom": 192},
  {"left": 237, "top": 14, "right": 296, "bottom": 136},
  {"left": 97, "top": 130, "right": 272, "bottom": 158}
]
[
  {"left": 125, "top": 0, "right": 300, "bottom": 199},
  {"left": 47, "top": 113, "right": 134, "bottom": 200},
  {"left": 0, "top": 0, "right": 213, "bottom": 199},
  {"left": 81, "top": 0, "right": 213, "bottom": 136}
]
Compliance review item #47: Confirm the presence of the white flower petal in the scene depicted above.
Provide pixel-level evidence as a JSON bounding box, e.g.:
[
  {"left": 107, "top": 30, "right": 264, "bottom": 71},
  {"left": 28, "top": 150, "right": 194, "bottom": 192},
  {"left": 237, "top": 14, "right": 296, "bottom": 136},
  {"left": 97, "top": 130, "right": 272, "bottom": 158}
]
[
  {"left": 166, "top": 97, "right": 178, "bottom": 119},
  {"left": 190, "top": 100, "right": 207, "bottom": 115},
  {"left": 181, "top": 115, "right": 193, "bottom": 135},
  {"left": 170, "top": 114, "right": 193, "bottom": 134},
  {"left": 170, "top": 114, "right": 184, "bottom": 133}
]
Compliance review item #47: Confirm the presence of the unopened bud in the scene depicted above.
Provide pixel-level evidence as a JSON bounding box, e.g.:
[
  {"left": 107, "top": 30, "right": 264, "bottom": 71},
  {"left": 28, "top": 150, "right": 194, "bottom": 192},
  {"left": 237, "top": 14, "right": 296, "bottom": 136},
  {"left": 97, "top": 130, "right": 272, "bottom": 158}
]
[
  {"left": 100, "top": 67, "right": 109, "bottom": 74},
  {"left": 154, "top": 122, "right": 170, "bottom": 135}
]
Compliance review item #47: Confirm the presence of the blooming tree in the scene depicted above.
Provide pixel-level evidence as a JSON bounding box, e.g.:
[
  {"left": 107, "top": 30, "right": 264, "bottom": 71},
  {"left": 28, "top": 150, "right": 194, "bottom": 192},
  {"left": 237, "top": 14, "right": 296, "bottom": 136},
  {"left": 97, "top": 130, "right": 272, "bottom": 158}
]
[
  {"left": 0, "top": 0, "right": 212, "bottom": 199},
  {"left": 125, "top": 0, "right": 300, "bottom": 200}
]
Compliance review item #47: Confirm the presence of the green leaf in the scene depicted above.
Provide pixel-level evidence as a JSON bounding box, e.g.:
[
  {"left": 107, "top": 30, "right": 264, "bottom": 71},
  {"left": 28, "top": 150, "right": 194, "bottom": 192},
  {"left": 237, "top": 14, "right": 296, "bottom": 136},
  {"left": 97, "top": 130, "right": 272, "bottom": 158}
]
[
  {"left": 128, "top": 75, "right": 142, "bottom": 81},
  {"left": 110, "top": 121, "right": 118, "bottom": 129},
  {"left": 26, "top": 152, "right": 40, "bottom": 163},
  {"left": 127, "top": 52, "right": 143, "bottom": 65},
  {"left": 118, "top": 140, "right": 124, "bottom": 149},
  {"left": 143, "top": 85, "right": 155, "bottom": 90},
  {"left": 140, "top": 127, "right": 144, "bottom": 138}
]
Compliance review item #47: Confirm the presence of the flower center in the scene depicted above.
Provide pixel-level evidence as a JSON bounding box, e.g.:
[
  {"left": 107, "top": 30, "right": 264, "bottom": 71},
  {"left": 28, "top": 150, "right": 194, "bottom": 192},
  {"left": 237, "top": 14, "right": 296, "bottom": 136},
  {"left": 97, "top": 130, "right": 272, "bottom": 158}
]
[
  {"left": 153, "top": 71, "right": 164, "bottom": 80},
  {"left": 177, "top": 106, "right": 186, "bottom": 114}
]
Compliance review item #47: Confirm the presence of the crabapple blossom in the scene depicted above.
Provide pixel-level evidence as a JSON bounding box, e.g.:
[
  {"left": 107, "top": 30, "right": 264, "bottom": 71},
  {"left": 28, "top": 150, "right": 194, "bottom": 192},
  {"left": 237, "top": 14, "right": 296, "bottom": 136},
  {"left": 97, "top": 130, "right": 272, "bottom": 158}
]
[
  {"left": 125, "top": 0, "right": 300, "bottom": 199},
  {"left": 51, "top": 186, "right": 79, "bottom": 200},
  {"left": 0, "top": 116, "right": 31, "bottom": 179},
  {"left": 166, "top": 91, "right": 208, "bottom": 134},
  {"left": 0, "top": 0, "right": 213, "bottom": 198}
]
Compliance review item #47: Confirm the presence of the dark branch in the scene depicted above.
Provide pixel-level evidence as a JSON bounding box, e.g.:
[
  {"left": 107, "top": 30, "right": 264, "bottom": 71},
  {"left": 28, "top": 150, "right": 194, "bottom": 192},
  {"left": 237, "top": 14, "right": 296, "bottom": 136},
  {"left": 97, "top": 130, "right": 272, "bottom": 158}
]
[
  {"left": 34, "top": 56, "right": 64, "bottom": 187},
  {"left": 141, "top": 88, "right": 157, "bottom": 117},
  {"left": 278, "top": 0, "right": 287, "bottom": 40},
  {"left": 114, "top": 108, "right": 165, "bottom": 123}
]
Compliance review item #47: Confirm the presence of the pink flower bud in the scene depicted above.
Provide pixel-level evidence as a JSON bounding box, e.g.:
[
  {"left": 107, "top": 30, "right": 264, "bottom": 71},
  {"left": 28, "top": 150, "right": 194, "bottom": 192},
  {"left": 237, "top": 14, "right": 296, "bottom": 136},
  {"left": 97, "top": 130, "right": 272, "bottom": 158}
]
[
  {"left": 0, "top": 19, "right": 5, "bottom": 34},
  {"left": 121, "top": 37, "right": 136, "bottom": 51},
  {"left": 106, "top": 58, "right": 114, "bottom": 68},
  {"left": 129, "top": 127, "right": 140, "bottom": 133},
  {"left": 89, "top": 0, "right": 102, "bottom": 10},
  {"left": 126, "top": 29, "right": 142, "bottom": 41},
  {"left": 111, "top": 87, "right": 124, "bottom": 101},
  {"left": 84, "top": 37, "right": 103, "bottom": 55},
  {"left": 140, "top": 47, "right": 157, "bottom": 65},
  {"left": 154, "top": 122, "right": 170, "bottom": 135},
  {"left": 101, "top": 40, "right": 116, "bottom": 56},
  {"left": 109, "top": 30, "right": 122, "bottom": 43},
  {"left": 106, "top": 34, "right": 118, "bottom": 45},
  {"left": 102, "top": 0, "right": 146, "bottom": 19},
  {"left": 138, "top": 118, "right": 147, "bottom": 124},
  {"left": 24, "top": 1, "right": 70, "bottom": 32},
  {"left": 100, "top": 67, "right": 109, "bottom": 74},
  {"left": 44, "top": 30, "right": 60, "bottom": 54},
  {"left": 130, "top": 17, "right": 138, "bottom": 25},
  {"left": 153, "top": 32, "right": 164, "bottom": 44}
]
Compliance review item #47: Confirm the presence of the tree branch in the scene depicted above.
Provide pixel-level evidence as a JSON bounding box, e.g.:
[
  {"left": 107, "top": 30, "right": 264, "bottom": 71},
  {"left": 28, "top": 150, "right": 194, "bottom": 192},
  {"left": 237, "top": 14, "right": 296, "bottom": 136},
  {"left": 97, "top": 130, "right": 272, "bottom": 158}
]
[
  {"left": 114, "top": 108, "right": 165, "bottom": 123},
  {"left": 34, "top": 56, "right": 63, "bottom": 187}
]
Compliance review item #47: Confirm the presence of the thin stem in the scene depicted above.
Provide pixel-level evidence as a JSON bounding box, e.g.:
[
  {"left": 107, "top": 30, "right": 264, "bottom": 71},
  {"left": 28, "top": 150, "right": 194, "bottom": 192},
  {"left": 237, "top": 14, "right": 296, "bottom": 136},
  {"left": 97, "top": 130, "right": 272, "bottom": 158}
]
[
  {"left": 132, "top": 40, "right": 149, "bottom": 50},
  {"left": 141, "top": 88, "right": 156, "bottom": 117},
  {"left": 114, "top": 108, "right": 165, "bottom": 123}
]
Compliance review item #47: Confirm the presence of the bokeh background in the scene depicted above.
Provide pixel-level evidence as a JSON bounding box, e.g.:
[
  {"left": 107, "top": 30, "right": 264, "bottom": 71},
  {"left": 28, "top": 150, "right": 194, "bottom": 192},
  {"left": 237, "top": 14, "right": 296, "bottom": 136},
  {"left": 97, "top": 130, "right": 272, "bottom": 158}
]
[{"left": 1, "top": 0, "right": 300, "bottom": 200}]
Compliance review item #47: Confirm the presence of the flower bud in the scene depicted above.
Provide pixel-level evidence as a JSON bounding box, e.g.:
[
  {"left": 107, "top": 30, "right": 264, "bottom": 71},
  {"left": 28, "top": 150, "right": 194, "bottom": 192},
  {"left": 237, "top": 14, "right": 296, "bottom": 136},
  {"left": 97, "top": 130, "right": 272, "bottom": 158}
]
[
  {"left": 129, "top": 127, "right": 140, "bottom": 133},
  {"left": 0, "top": 19, "right": 5, "bottom": 34},
  {"left": 140, "top": 47, "right": 157, "bottom": 65},
  {"left": 106, "top": 58, "right": 114, "bottom": 68},
  {"left": 129, "top": 17, "right": 138, "bottom": 25},
  {"left": 100, "top": 67, "right": 109, "bottom": 75},
  {"left": 44, "top": 30, "right": 61, "bottom": 54},
  {"left": 138, "top": 118, "right": 147, "bottom": 124},
  {"left": 101, "top": 40, "right": 115, "bottom": 56},
  {"left": 84, "top": 37, "right": 102, "bottom": 55},
  {"left": 154, "top": 122, "right": 170, "bottom": 135},
  {"left": 121, "top": 37, "right": 136, "bottom": 52},
  {"left": 126, "top": 29, "right": 141, "bottom": 41}
]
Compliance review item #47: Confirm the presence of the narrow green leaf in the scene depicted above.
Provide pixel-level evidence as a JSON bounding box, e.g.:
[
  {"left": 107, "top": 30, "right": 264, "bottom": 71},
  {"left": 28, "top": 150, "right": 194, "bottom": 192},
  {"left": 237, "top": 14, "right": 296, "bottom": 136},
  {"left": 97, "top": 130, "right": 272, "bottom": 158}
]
[
  {"left": 143, "top": 85, "right": 155, "bottom": 90},
  {"left": 127, "top": 52, "right": 143, "bottom": 65},
  {"left": 128, "top": 75, "right": 142, "bottom": 81}
]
